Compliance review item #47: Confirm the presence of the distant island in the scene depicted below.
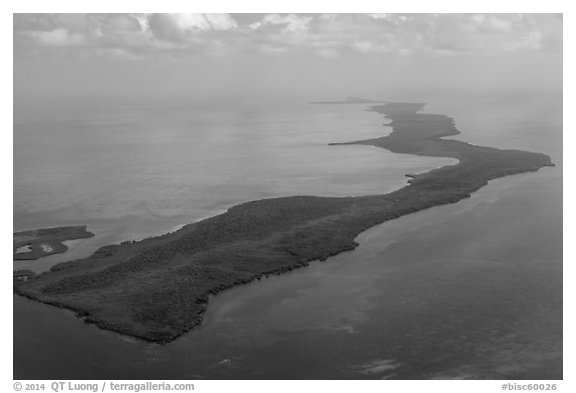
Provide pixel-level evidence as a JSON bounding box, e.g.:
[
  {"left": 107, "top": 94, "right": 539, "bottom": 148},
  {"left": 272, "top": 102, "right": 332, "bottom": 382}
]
[
  {"left": 13, "top": 225, "right": 94, "bottom": 260},
  {"left": 310, "top": 96, "right": 383, "bottom": 104},
  {"left": 13, "top": 102, "right": 554, "bottom": 344}
]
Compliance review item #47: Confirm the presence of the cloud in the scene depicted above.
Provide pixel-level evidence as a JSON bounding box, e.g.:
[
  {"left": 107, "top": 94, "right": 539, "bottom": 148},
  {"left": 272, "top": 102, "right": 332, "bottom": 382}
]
[
  {"left": 317, "top": 48, "right": 340, "bottom": 58},
  {"left": 249, "top": 14, "right": 312, "bottom": 34},
  {"left": 96, "top": 14, "right": 142, "bottom": 33},
  {"left": 368, "top": 14, "right": 391, "bottom": 20},
  {"left": 205, "top": 14, "right": 239, "bottom": 31},
  {"left": 14, "top": 13, "right": 562, "bottom": 59},
  {"left": 352, "top": 41, "right": 387, "bottom": 54},
  {"left": 147, "top": 13, "right": 238, "bottom": 43},
  {"left": 26, "top": 27, "right": 86, "bottom": 46},
  {"left": 258, "top": 44, "right": 288, "bottom": 55}
]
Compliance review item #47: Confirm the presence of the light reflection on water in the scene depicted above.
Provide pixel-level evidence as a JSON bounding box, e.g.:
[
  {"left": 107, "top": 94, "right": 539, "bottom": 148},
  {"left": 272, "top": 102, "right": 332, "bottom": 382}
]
[
  {"left": 14, "top": 99, "right": 454, "bottom": 272},
  {"left": 13, "top": 93, "right": 562, "bottom": 379}
]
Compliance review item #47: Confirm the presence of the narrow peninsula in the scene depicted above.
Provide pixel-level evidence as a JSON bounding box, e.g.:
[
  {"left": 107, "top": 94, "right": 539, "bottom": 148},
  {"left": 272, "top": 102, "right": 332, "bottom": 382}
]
[
  {"left": 13, "top": 225, "right": 94, "bottom": 260},
  {"left": 13, "top": 102, "right": 554, "bottom": 343}
]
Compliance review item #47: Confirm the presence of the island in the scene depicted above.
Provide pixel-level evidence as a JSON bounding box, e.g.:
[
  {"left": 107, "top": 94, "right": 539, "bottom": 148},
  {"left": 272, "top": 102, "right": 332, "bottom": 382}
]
[
  {"left": 13, "top": 225, "right": 94, "bottom": 260},
  {"left": 13, "top": 102, "right": 554, "bottom": 344}
]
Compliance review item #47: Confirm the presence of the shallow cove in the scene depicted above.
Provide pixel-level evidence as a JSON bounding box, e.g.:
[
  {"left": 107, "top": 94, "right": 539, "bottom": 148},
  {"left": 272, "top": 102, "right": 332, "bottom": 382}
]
[
  {"left": 13, "top": 167, "right": 561, "bottom": 379},
  {"left": 14, "top": 100, "right": 453, "bottom": 274},
  {"left": 14, "top": 100, "right": 553, "bottom": 344},
  {"left": 13, "top": 93, "right": 562, "bottom": 379}
]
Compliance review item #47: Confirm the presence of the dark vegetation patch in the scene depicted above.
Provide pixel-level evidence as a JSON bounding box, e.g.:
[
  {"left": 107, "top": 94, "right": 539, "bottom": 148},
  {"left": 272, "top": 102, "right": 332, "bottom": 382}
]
[
  {"left": 13, "top": 102, "right": 553, "bottom": 343},
  {"left": 13, "top": 225, "right": 94, "bottom": 260}
]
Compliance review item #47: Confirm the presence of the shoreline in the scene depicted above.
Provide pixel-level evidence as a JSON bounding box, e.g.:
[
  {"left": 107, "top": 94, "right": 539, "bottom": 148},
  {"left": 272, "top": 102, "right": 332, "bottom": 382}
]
[
  {"left": 13, "top": 226, "right": 95, "bottom": 261},
  {"left": 14, "top": 101, "right": 554, "bottom": 344},
  {"left": 15, "top": 142, "right": 451, "bottom": 274}
]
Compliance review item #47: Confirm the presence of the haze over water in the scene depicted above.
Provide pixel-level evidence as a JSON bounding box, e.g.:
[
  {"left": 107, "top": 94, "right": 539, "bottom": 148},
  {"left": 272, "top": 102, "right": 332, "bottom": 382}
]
[
  {"left": 14, "top": 96, "right": 455, "bottom": 272},
  {"left": 13, "top": 13, "right": 562, "bottom": 380},
  {"left": 13, "top": 90, "right": 562, "bottom": 379}
]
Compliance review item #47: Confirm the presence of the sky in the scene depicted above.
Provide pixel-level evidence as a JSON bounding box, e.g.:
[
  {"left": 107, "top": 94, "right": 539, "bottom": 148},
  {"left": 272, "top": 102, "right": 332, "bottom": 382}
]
[{"left": 13, "top": 13, "right": 563, "bottom": 101}]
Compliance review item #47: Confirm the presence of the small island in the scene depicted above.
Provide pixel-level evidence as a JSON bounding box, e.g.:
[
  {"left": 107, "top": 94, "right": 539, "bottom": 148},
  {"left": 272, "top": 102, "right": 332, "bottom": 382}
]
[
  {"left": 13, "top": 102, "right": 554, "bottom": 344},
  {"left": 13, "top": 225, "right": 94, "bottom": 261}
]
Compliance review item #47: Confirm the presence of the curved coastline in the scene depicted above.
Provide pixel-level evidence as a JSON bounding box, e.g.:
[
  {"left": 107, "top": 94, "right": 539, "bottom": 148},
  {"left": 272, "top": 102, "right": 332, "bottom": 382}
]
[
  {"left": 13, "top": 226, "right": 95, "bottom": 261},
  {"left": 13, "top": 101, "right": 554, "bottom": 343}
]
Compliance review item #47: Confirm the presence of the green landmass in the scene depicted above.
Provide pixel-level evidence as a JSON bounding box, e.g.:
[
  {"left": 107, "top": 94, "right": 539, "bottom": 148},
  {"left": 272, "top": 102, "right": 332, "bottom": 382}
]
[
  {"left": 13, "top": 226, "right": 94, "bottom": 261},
  {"left": 13, "top": 102, "right": 554, "bottom": 343}
]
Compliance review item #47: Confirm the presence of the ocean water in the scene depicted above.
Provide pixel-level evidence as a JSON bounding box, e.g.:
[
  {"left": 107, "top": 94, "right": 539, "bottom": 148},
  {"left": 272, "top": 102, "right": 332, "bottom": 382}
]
[
  {"left": 14, "top": 97, "right": 454, "bottom": 272},
  {"left": 13, "top": 92, "right": 562, "bottom": 379}
]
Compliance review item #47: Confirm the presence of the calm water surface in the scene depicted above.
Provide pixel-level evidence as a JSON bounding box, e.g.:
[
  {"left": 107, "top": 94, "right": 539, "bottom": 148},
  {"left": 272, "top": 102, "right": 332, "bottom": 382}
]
[
  {"left": 14, "top": 98, "right": 453, "bottom": 272},
  {"left": 13, "top": 93, "right": 562, "bottom": 379}
]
